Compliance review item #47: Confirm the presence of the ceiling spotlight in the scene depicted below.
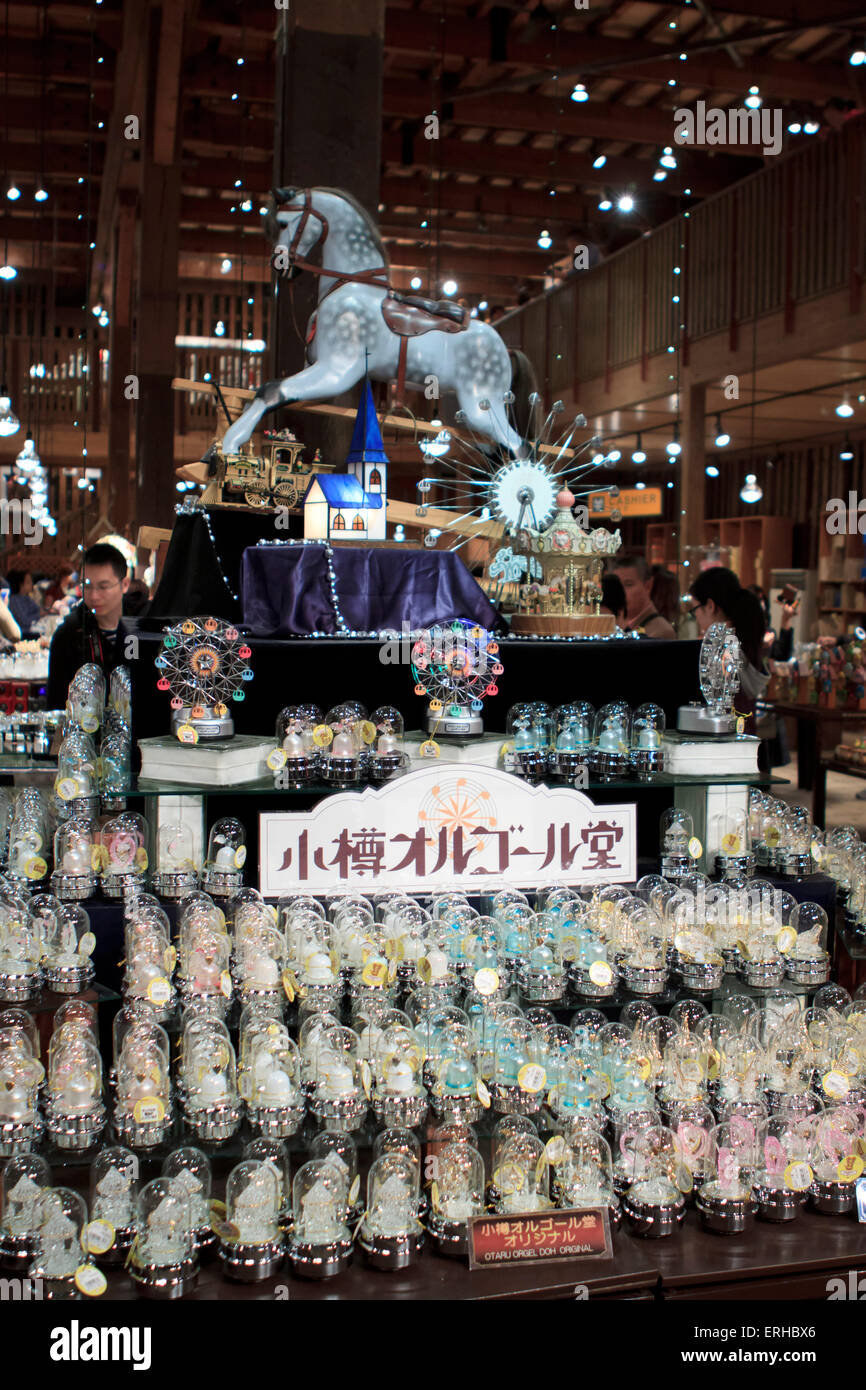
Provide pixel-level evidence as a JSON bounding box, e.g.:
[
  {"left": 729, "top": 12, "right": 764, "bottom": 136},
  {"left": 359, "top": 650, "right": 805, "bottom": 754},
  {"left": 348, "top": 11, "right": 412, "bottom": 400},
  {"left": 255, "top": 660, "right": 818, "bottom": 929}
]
[
  {"left": 705, "top": 464, "right": 720, "bottom": 477},
  {"left": 745, "top": 88, "right": 762, "bottom": 109},
  {"left": 632, "top": 434, "right": 646, "bottom": 464},
  {"left": 592, "top": 155, "right": 607, "bottom": 169},
  {"left": 214, "top": 320, "right": 226, "bottom": 337},
  {"left": 659, "top": 150, "right": 677, "bottom": 169},
  {"left": 635, "top": 480, "right": 646, "bottom": 490},
  {"left": 15, "top": 437, "right": 40, "bottom": 470},
  {"left": 34, "top": 187, "right": 48, "bottom": 202},
  {"left": 478, "top": 299, "right": 488, "bottom": 311},
  {"left": 850, "top": 45, "right": 866, "bottom": 66},
  {"left": 0, "top": 393, "right": 21, "bottom": 437},
  {"left": 714, "top": 415, "right": 730, "bottom": 448},
  {"left": 220, "top": 258, "right": 232, "bottom": 274},
  {"left": 653, "top": 170, "right": 668, "bottom": 181},
  {"left": 0, "top": 265, "right": 16, "bottom": 281},
  {"left": 836, "top": 399, "right": 854, "bottom": 418},
  {"left": 420, "top": 430, "right": 451, "bottom": 459},
  {"left": 6, "top": 183, "right": 20, "bottom": 202},
  {"left": 409, "top": 275, "right": 423, "bottom": 290},
  {"left": 98, "top": 313, "right": 109, "bottom": 328},
  {"left": 442, "top": 279, "right": 458, "bottom": 296},
  {"left": 598, "top": 197, "right": 612, "bottom": 211},
  {"left": 92, "top": 304, "right": 102, "bottom": 317},
  {"left": 740, "top": 473, "right": 763, "bottom": 504},
  {"left": 617, "top": 194, "right": 635, "bottom": 212},
  {"left": 804, "top": 120, "right": 820, "bottom": 134},
  {"left": 537, "top": 229, "right": 553, "bottom": 249},
  {"left": 840, "top": 435, "right": 854, "bottom": 461},
  {"left": 666, "top": 424, "right": 681, "bottom": 457},
  {"left": 787, "top": 119, "right": 802, "bottom": 134},
  {"left": 571, "top": 83, "right": 589, "bottom": 102},
  {"left": 606, "top": 449, "right": 621, "bottom": 463}
]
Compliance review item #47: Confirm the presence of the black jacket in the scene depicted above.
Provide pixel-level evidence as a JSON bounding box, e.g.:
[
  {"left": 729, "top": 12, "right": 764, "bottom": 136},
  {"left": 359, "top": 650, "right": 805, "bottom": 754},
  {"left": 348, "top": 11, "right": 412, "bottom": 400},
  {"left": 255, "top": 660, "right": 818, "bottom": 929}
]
[{"left": 46, "top": 605, "right": 132, "bottom": 710}]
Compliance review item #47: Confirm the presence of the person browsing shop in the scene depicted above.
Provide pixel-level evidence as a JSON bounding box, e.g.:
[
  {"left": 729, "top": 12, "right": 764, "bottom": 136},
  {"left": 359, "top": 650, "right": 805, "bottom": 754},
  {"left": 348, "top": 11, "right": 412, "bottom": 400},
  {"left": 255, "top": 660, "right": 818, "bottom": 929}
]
[
  {"left": 688, "top": 566, "right": 768, "bottom": 734},
  {"left": 47, "top": 542, "right": 131, "bottom": 709},
  {"left": 612, "top": 554, "right": 677, "bottom": 639}
]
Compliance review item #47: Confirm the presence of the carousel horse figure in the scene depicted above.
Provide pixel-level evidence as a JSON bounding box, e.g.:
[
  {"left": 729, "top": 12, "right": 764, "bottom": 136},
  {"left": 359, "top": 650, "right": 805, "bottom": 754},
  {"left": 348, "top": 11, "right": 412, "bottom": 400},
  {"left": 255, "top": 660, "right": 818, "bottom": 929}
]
[{"left": 215, "top": 186, "right": 536, "bottom": 460}]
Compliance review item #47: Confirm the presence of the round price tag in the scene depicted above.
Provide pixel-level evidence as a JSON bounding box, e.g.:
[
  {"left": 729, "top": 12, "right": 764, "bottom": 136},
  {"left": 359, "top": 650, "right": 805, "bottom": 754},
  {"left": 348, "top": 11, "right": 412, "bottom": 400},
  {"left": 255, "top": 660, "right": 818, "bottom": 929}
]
[
  {"left": 78, "top": 931, "right": 96, "bottom": 959},
  {"left": 675, "top": 1163, "right": 694, "bottom": 1195},
  {"left": 83, "top": 1220, "right": 116, "bottom": 1256},
  {"left": 75, "top": 1265, "right": 107, "bottom": 1297},
  {"left": 518, "top": 1063, "right": 546, "bottom": 1094},
  {"left": 784, "top": 1160, "right": 813, "bottom": 1192},
  {"left": 348, "top": 1175, "right": 361, "bottom": 1206},
  {"left": 176, "top": 723, "right": 199, "bottom": 745},
  {"left": 133, "top": 1097, "right": 166, "bottom": 1125},
  {"left": 474, "top": 967, "right": 500, "bottom": 997},
  {"left": 234, "top": 846, "right": 246, "bottom": 868},
  {"left": 822, "top": 1069, "right": 850, "bottom": 1100},
  {"left": 55, "top": 777, "right": 81, "bottom": 801},
  {"left": 24, "top": 857, "right": 47, "bottom": 880},
  {"left": 282, "top": 969, "right": 299, "bottom": 1002},
  {"left": 589, "top": 959, "right": 613, "bottom": 987},
  {"left": 135, "top": 847, "right": 149, "bottom": 872},
  {"left": 838, "top": 1154, "right": 864, "bottom": 1183},
  {"left": 419, "top": 740, "right": 440, "bottom": 759},
  {"left": 688, "top": 836, "right": 703, "bottom": 860},
  {"left": 361, "top": 960, "right": 388, "bottom": 988},
  {"left": 476, "top": 1078, "right": 491, "bottom": 1108},
  {"left": 147, "top": 977, "right": 172, "bottom": 1006},
  {"left": 267, "top": 748, "right": 287, "bottom": 771},
  {"left": 164, "top": 945, "right": 177, "bottom": 974},
  {"left": 545, "top": 1135, "right": 566, "bottom": 1166},
  {"left": 775, "top": 926, "right": 797, "bottom": 954},
  {"left": 220, "top": 970, "right": 233, "bottom": 999},
  {"left": 312, "top": 725, "right": 333, "bottom": 748}
]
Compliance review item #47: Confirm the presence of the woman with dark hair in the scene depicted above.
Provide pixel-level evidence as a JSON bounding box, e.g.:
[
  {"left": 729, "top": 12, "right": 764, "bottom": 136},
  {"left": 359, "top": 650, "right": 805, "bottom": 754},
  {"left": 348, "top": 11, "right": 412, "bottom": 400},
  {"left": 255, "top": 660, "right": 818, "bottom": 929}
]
[
  {"left": 688, "top": 566, "right": 768, "bottom": 732},
  {"left": 600, "top": 572, "right": 627, "bottom": 626}
]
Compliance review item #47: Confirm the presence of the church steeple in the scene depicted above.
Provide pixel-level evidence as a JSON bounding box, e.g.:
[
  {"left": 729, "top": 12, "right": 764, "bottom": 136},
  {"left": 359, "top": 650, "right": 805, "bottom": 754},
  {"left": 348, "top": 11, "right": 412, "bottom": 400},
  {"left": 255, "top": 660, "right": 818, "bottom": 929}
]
[{"left": 346, "top": 377, "right": 389, "bottom": 493}]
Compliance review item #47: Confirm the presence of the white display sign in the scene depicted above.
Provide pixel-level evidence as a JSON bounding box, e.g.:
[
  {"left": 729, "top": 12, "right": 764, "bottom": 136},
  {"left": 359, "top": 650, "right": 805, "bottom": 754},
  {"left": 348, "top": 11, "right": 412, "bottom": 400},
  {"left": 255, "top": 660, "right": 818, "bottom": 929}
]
[{"left": 259, "top": 765, "right": 636, "bottom": 897}]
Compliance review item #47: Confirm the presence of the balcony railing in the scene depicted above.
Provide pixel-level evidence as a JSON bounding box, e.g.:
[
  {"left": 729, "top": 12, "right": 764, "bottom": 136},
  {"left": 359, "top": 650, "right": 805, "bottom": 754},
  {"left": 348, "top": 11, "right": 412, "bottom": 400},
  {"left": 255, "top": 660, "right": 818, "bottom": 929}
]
[{"left": 496, "top": 115, "right": 865, "bottom": 397}]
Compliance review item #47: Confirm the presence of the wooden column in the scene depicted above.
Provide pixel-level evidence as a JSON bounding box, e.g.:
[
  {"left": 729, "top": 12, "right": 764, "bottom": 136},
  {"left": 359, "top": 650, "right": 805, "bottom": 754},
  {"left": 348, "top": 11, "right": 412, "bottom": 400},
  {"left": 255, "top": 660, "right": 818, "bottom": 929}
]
[
  {"left": 272, "top": 0, "right": 384, "bottom": 461},
  {"left": 679, "top": 381, "right": 706, "bottom": 582},
  {"left": 108, "top": 192, "right": 136, "bottom": 537},
  {"left": 134, "top": 1, "right": 184, "bottom": 530}
]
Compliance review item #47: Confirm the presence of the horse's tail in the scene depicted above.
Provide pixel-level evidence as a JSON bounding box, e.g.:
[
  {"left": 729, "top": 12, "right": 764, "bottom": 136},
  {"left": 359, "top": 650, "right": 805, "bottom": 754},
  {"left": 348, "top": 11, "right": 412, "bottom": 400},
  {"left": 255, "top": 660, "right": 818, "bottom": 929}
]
[{"left": 507, "top": 348, "right": 539, "bottom": 443}]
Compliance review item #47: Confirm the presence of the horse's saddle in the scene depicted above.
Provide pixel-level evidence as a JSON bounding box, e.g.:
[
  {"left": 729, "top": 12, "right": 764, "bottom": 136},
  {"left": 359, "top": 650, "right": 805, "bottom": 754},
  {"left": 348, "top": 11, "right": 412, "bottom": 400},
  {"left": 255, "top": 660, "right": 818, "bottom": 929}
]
[{"left": 381, "top": 291, "right": 470, "bottom": 338}]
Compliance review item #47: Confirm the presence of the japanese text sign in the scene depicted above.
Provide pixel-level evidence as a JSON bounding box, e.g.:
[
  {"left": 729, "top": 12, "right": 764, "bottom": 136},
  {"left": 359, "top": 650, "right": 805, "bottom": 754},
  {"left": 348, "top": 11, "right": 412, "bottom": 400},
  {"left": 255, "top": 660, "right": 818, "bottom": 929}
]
[
  {"left": 259, "top": 766, "right": 636, "bottom": 896},
  {"left": 468, "top": 1207, "right": 612, "bottom": 1269}
]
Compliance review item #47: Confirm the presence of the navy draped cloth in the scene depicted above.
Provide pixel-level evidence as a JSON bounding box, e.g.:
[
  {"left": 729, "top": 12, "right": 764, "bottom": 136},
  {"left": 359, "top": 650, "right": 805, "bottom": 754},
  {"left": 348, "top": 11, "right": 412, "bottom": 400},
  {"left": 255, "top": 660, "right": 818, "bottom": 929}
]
[{"left": 239, "top": 544, "right": 501, "bottom": 637}]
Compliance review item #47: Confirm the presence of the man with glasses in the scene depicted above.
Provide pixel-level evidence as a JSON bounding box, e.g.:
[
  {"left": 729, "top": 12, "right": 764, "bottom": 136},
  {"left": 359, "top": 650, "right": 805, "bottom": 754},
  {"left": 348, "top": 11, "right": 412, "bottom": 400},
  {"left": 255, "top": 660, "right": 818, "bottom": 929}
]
[{"left": 47, "top": 542, "right": 132, "bottom": 709}]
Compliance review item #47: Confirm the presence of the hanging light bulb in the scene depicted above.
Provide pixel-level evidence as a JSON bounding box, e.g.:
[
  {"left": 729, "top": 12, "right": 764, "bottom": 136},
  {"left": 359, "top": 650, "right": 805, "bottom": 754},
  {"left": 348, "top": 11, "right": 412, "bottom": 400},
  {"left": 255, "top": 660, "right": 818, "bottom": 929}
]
[
  {"left": 0, "top": 393, "right": 20, "bottom": 437},
  {"left": 570, "top": 83, "right": 589, "bottom": 103},
  {"left": 605, "top": 448, "right": 621, "bottom": 462},
  {"left": 666, "top": 424, "right": 681, "bottom": 457},
  {"left": 598, "top": 197, "right": 612, "bottom": 211},
  {"left": 739, "top": 473, "right": 763, "bottom": 503},
  {"left": 714, "top": 415, "right": 730, "bottom": 447},
  {"left": 840, "top": 435, "right": 854, "bottom": 461},
  {"left": 6, "top": 182, "right": 21, "bottom": 202},
  {"left": 410, "top": 275, "right": 422, "bottom": 289},
  {"left": 214, "top": 320, "right": 226, "bottom": 337},
  {"left": 0, "top": 264, "right": 16, "bottom": 280},
  {"left": 653, "top": 170, "right": 668, "bottom": 181},
  {"left": 705, "top": 464, "right": 719, "bottom": 477},
  {"left": 849, "top": 44, "right": 866, "bottom": 66},
  {"left": 632, "top": 435, "right": 646, "bottom": 464},
  {"left": 787, "top": 118, "right": 802, "bottom": 134},
  {"left": 34, "top": 186, "right": 48, "bottom": 202},
  {"left": 836, "top": 398, "right": 854, "bottom": 418},
  {"left": 537, "top": 229, "right": 552, "bottom": 249},
  {"left": 617, "top": 193, "right": 635, "bottom": 212},
  {"left": 592, "top": 155, "right": 607, "bottom": 169},
  {"left": 442, "top": 280, "right": 458, "bottom": 296},
  {"left": 803, "top": 120, "right": 820, "bottom": 134},
  {"left": 659, "top": 148, "right": 677, "bottom": 169},
  {"left": 15, "top": 437, "right": 40, "bottom": 471},
  {"left": 420, "top": 431, "right": 451, "bottom": 459},
  {"left": 745, "top": 87, "right": 762, "bottom": 109}
]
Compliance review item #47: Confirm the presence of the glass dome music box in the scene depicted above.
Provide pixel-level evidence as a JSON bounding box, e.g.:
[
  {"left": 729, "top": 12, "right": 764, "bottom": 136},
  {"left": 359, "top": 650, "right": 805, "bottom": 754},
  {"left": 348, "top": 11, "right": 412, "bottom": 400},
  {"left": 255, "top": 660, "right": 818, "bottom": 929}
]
[
  {"left": 553, "top": 701, "right": 594, "bottom": 781},
  {"left": 0, "top": 1027, "right": 43, "bottom": 1154},
  {"left": 219, "top": 1159, "right": 285, "bottom": 1282},
  {"left": 51, "top": 819, "right": 98, "bottom": 901},
  {"left": 287, "top": 1157, "right": 353, "bottom": 1280},
  {"left": 631, "top": 703, "right": 666, "bottom": 780},
  {"left": 784, "top": 902, "right": 831, "bottom": 987},
  {"left": 695, "top": 1121, "right": 758, "bottom": 1234},
  {"left": 621, "top": 1127, "right": 686, "bottom": 1238},
  {"left": 0, "top": 1153, "right": 52, "bottom": 1270},
  {"left": 751, "top": 1116, "right": 812, "bottom": 1223},
  {"left": 89, "top": 1146, "right": 139, "bottom": 1265},
  {"left": 45, "top": 1025, "right": 105, "bottom": 1152},
  {"left": 161, "top": 1148, "right": 216, "bottom": 1257},
  {"left": 506, "top": 702, "right": 553, "bottom": 781},
  {"left": 358, "top": 1152, "right": 425, "bottom": 1270},
  {"left": 507, "top": 487, "right": 619, "bottom": 636},
  {"left": 427, "top": 1142, "right": 486, "bottom": 1257},
  {"left": 369, "top": 705, "right": 408, "bottom": 781},
  {"left": 41, "top": 903, "right": 95, "bottom": 995},
  {"left": 0, "top": 903, "right": 41, "bottom": 1003},
  {"left": 660, "top": 808, "right": 697, "bottom": 880},
  {"left": 201, "top": 818, "right": 246, "bottom": 899},
  {"left": 28, "top": 1186, "right": 89, "bottom": 1297},
  {"left": 270, "top": 705, "right": 321, "bottom": 788},
  {"left": 151, "top": 821, "right": 199, "bottom": 899},
  {"left": 98, "top": 812, "right": 149, "bottom": 898},
  {"left": 129, "top": 1177, "right": 199, "bottom": 1299},
  {"left": 591, "top": 702, "right": 632, "bottom": 782}
]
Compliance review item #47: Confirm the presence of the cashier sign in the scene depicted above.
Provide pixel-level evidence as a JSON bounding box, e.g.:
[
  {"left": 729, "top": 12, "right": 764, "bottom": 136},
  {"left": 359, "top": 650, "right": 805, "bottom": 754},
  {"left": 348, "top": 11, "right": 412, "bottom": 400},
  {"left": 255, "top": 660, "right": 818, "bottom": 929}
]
[{"left": 259, "top": 765, "right": 636, "bottom": 896}]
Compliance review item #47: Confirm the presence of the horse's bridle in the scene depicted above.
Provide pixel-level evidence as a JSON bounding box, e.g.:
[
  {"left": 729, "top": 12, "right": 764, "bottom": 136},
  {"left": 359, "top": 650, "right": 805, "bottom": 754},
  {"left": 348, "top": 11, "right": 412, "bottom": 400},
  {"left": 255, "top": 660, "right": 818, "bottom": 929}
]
[{"left": 273, "top": 187, "right": 390, "bottom": 300}]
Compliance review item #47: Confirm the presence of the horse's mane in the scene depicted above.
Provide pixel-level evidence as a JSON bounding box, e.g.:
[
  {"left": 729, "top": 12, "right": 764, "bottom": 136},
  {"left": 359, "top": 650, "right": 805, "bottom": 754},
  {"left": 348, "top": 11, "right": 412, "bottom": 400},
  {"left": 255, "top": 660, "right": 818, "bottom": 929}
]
[{"left": 315, "top": 186, "right": 388, "bottom": 263}]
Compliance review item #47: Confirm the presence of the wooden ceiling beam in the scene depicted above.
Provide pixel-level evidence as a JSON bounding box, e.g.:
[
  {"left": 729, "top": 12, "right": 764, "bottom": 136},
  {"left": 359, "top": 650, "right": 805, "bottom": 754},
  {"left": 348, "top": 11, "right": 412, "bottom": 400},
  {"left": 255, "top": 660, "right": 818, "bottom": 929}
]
[
  {"left": 382, "top": 81, "right": 768, "bottom": 155},
  {"left": 382, "top": 132, "right": 742, "bottom": 197},
  {"left": 384, "top": 9, "right": 849, "bottom": 104},
  {"left": 381, "top": 174, "right": 654, "bottom": 222}
]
